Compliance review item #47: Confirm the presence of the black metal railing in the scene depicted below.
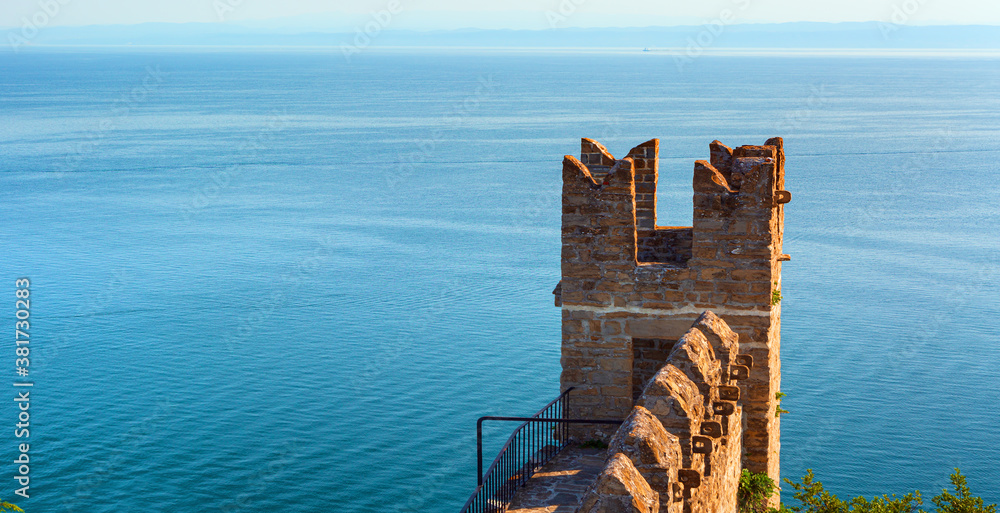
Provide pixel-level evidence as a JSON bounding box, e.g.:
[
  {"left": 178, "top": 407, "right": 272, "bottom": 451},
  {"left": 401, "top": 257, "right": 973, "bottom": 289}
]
[{"left": 458, "top": 388, "right": 623, "bottom": 513}]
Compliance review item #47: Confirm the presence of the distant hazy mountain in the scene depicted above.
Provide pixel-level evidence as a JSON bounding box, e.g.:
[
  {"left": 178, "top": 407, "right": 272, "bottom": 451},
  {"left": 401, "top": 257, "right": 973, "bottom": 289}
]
[{"left": 4, "top": 22, "right": 1000, "bottom": 49}]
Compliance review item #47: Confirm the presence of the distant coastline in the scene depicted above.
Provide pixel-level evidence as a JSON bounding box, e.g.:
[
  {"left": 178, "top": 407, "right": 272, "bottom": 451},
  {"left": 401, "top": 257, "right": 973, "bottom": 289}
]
[
  {"left": 2, "top": 22, "right": 999, "bottom": 50},
  {"left": 5, "top": 45, "right": 1000, "bottom": 59}
]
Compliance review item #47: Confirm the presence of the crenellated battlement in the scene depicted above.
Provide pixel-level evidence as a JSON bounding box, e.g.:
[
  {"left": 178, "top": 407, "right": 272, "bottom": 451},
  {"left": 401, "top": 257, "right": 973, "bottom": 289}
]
[
  {"left": 557, "top": 137, "right": 789, "bottom": 489},
  {"left": 559, "top": 137, "right": 787, "bottom": 272}
]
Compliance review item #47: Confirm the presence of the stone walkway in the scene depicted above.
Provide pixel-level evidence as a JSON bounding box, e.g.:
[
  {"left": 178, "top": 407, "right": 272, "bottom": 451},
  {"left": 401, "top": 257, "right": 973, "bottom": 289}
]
[{"left": 506, "top": 446, "right": 607, "bottom": 513}]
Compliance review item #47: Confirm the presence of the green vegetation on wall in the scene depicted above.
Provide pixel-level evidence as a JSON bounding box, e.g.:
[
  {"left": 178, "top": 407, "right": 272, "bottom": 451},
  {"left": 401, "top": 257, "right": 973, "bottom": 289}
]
[
  {"left": 739, "top": 469, "right": 780, "bottom": 513},
  {"left": 776, "top": 391, "right": 789, "bottom": 417}
]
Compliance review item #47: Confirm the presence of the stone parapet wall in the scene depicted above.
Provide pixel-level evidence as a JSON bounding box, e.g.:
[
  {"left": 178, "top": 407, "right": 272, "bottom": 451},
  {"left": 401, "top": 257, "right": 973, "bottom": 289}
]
[{"left": 577, "top": 313, "right": 747, "bottom": 513}]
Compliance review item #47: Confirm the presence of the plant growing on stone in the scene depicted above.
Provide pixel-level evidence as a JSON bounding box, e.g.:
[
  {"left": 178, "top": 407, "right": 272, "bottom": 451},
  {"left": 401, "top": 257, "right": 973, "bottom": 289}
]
[
  {"left": 776, "top": 391, "right": 789, "bottom": 417},
  {"left": 739, "top": 469, "right": 780, "bottom": 513},
  {"left": 772, "top": 282, "right": 783, "bottom": 305}
]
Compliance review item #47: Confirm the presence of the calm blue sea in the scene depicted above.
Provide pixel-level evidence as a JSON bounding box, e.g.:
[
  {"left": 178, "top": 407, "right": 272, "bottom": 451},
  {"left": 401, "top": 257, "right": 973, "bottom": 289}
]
[{"left": 0, "top": 48, "right": 998, "bottom": 512}]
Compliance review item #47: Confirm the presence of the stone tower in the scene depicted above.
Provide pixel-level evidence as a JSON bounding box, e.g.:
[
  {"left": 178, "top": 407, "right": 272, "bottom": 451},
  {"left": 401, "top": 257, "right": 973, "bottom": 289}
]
[{"left": 554, "top": 137, "right": 789, "bottom": 480}]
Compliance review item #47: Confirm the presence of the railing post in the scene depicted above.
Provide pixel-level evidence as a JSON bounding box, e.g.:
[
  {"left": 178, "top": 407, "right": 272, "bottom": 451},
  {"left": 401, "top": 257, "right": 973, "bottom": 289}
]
[
  {"left": 477, "top": 417, "right": 484, "bottom": 487},
  {"left": 565, "top": 390, "right": 569, "bottom": 445}
]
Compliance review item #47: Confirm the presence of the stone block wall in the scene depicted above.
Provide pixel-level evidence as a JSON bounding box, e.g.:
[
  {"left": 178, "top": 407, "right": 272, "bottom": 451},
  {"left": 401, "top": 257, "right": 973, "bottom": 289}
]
[
  {"left": 557, "top": 137, "right": 789, "bottom": 483},
  {"left": 631, "top": 337, "right": 679, "bottom": 402},
  {"left": 577, "top": 313, "right": 747, "bottom": 513}
]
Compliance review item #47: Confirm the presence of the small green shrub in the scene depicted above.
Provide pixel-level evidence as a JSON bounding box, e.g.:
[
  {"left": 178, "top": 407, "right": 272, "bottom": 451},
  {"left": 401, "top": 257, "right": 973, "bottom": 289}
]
[
  {"left": 740, "top": 469, "right": 780, "bottom": 513},
  {"left": 778, "top": 469, "right": 995, "bottom": 513},
  {"left": 932, "top": 469, "right": 996, "bottom": 513},
  {"left": 772, "top": 283, "right": 783, "bottom": 305},
  {"left": 782, "top": 469, "right": 922, "bottom": 513}
]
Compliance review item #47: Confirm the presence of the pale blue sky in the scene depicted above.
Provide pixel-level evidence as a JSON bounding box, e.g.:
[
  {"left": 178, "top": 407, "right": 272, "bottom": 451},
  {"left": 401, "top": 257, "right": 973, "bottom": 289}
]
[{"left": 2, "top": 0, "right": 998, "bottom": 29}]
